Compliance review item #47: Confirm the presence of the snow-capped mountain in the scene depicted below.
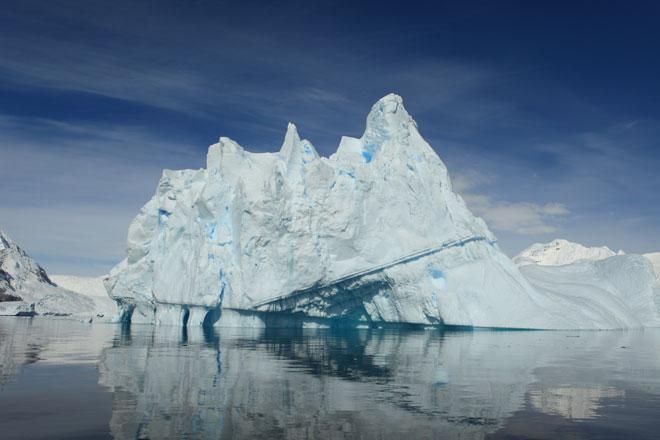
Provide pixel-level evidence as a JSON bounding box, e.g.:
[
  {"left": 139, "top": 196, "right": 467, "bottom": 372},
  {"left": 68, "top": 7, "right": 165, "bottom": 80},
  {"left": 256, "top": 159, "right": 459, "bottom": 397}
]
[
  {"left": 1, "top": 229, "right": 55, "bottom": 295},
  {"left": 107, "top": 94, "right": 660, "bottom": 330},
  {"left": 514, "top": 239, "right": 623, "bottom": 266},
  {"left": 0, "top": 229, "right": 115, "bottom": 319},
  {"left": 514, "top": 239, "right": 659, "bottom": 283}
]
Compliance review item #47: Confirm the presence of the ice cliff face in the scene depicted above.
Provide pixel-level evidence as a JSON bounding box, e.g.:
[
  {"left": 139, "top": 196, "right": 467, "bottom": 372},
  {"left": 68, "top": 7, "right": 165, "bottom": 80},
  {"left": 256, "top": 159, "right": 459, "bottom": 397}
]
[
  {"left": 514, "top": 239, "right": 622, "bottom": 266},
  {"left": 107, "top": 94, "right": 660, "bottom": 330}
]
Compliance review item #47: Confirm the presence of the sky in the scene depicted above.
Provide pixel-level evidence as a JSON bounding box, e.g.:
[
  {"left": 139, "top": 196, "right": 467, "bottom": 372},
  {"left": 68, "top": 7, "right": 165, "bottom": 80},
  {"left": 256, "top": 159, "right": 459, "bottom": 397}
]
[{"left": 1, "top": 0, "right": 659, "bottom": 275}]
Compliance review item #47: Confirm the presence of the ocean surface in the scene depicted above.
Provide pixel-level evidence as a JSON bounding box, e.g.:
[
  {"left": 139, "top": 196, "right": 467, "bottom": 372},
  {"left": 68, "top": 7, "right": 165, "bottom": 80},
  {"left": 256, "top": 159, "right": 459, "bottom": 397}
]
[{"left": 1, "top": 317, "right": 660, "bottom": 439}]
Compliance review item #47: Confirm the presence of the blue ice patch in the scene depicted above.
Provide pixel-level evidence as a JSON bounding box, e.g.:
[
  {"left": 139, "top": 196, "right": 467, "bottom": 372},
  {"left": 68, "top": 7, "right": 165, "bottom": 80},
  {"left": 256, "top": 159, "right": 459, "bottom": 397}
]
[
  {"left": 361, "top": 150, "right": 373, "bottom": 163},
  {"left": 429, "top": 268, "right": 444, "bottom": 279},
  {"left": 428, "top": 267, "right": 447, "bottom": 290}
]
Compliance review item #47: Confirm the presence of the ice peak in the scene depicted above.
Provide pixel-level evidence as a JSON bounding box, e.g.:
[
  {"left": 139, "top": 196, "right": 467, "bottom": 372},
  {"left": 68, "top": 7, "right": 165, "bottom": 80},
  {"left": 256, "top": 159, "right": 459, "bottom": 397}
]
[
  {"left": 280, "top": 123, "right": 301, "bottom": 157},
  {"left": 375, "top": 92, "right": 404, "bottom": 107},
  {"left": 365, "top": 94, "right": 412, "bottom": 133},
  {"left": 286, "top": 121, "right": 298, "bottom": 134},
  {"left": 357, "top": 93, "right": 419, "bottom": 163},
  {"left": 280, "top": 122, "right": 318, "bottom": 166}
]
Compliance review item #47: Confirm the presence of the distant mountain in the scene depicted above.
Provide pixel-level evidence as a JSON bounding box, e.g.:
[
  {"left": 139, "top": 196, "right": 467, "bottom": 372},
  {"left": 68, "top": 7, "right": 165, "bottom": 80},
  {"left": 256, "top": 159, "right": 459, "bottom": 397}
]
[
  {"left": 514, "top": 238, "right": 659, "bottom": 281},
  {"left": 0, "top": 229, "right": 115, "bottom": 319},
  {"left": 514, "top": 239, "right": 623, "bottom": 267},
  {"left": 0, "top": 229, "right": 55, "bottom": 297}
]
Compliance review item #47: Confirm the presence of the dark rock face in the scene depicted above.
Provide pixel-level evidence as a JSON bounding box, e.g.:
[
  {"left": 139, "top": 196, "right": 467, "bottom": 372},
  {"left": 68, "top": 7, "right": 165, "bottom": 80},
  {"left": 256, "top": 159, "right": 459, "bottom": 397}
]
[
  {"left": 0, "top": 269, "right": 14, "bottom": 293},
  {"left": 36, "top": 266, "right": 55, "bottom": 286},
  {"left": 0, "top": 292, "right": 23, "bottom": 302},
  {"left": 0, "top": 229, "right": 56, "bottom": 291}
]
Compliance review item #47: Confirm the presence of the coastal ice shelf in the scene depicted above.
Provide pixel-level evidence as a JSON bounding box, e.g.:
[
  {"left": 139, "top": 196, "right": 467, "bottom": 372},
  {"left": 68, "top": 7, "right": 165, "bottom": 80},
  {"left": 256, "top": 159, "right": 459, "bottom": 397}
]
[{"left": 105, "top": 94, "right": 660, "bottom": 330}]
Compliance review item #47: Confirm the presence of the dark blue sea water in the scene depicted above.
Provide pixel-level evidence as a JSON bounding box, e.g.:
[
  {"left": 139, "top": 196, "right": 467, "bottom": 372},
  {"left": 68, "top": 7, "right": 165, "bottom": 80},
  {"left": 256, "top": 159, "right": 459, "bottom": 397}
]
[{"left": 1, "top": 318, "right": 659, "bottom": 439}]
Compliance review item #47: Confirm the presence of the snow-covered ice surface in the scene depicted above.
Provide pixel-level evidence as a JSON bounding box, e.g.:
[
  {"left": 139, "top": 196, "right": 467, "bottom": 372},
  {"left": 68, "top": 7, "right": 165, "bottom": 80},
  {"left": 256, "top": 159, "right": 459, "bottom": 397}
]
[
  {"left": 515, "top": 239, "right": 660, "bottom": 328},
  {"left": 644, "top": 252, "right": 660, "bottom": 280},
  {"left": 520, "top": 255, "right": 660, "bottom": 329},
  {"left": 107, "top": 94, "right": 660, "bottom": 330},
  {"left": 0, "top": 230, "right": 115, "bottom": 320},
  {"left": 50, "top": 275, "right": 117, "bottom": 317},
  {"left": 50, "top": 275, "right": 110, "bottom": 299}
]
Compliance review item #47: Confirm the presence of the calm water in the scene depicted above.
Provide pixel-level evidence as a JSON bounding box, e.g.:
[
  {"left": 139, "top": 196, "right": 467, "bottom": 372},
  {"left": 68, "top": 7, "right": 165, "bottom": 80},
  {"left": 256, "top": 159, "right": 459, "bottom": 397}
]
[{"left": 1, "top": 318, "right": 660, "bottom": 439}]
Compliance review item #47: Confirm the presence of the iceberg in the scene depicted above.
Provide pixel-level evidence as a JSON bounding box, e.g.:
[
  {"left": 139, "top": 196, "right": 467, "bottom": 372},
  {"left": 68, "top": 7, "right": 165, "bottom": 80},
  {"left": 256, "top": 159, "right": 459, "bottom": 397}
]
[{"left": 106, "top": 94, "right": 660, "bottom": 330}]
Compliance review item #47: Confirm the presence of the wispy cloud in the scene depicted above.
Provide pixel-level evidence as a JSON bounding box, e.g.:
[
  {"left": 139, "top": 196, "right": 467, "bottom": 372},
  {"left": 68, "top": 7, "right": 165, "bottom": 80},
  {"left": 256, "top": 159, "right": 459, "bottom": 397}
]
[
  {"left": 452, "top": 169, "right": 570, "bottom": 236},
  {"left": 0, "top": 116, "right": 204, "bottom": 275},
  {"left": 447, "top": 118, "right": 660, "bottom": 254},
  {"left": 465, "top": 195, "right": 569, "bottom": 235}
]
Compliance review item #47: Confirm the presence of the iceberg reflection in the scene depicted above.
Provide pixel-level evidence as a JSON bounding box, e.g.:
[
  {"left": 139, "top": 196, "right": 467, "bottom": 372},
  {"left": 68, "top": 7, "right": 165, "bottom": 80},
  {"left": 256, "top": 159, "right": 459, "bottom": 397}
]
[
  {"left": 529, "top": 386, "right": 625, "bottom": 420},
  {"left": 3, "top": 319, "right": 660, "bottom": 439},
  {"left": 96, "top": 326, "right": 660, "bottom": 439}
]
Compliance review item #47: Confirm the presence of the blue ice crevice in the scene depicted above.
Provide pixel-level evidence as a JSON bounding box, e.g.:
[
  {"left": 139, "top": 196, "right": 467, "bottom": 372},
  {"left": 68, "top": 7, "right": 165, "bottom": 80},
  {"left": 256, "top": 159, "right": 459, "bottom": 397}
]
[{"left": 158, "top": 209, "right": 171, "bottom": 226}]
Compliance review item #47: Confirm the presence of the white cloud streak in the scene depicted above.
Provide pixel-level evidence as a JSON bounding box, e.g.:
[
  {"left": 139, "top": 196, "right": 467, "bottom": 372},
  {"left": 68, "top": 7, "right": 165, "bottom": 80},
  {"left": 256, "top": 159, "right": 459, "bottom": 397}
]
[
  {"left": 464, "top": 195, "right": 569, "bottom": 235},
  {"left": 0, "top": 117, "right": 204, "bottom": 275}
]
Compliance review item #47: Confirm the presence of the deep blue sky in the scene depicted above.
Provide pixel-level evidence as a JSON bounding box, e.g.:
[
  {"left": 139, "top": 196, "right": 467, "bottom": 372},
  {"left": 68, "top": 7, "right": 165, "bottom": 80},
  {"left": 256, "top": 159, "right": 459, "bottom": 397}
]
[{"left": 1, "top": 0, "right": 659, "bottom": 275}]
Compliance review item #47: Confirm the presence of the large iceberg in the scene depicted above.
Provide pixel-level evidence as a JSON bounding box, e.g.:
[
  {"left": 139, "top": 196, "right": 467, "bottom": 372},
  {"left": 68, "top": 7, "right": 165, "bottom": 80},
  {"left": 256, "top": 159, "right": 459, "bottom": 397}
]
[{"left": 106, "top": 94, "right": 660, "bottom": 330}]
